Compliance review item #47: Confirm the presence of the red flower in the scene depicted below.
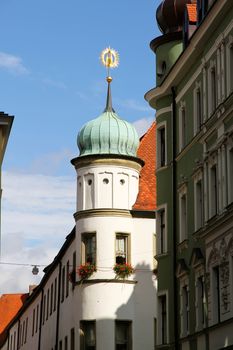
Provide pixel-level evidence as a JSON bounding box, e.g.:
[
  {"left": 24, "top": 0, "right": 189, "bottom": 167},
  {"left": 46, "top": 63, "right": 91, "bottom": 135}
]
[{"left": 77, "top": 264, "right": 96, "bottom": 280}]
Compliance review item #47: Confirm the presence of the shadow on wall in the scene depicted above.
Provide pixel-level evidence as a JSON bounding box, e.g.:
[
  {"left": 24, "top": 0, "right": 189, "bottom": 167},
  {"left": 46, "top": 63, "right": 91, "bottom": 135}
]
[{"left": 97, "top": 262, "right": 157, "bottom": 349}]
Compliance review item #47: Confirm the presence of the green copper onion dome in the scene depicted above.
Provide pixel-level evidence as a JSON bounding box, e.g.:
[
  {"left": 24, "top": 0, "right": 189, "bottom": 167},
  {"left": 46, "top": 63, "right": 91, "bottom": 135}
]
[{"left": 77, "top": 80, "right": 139, "bottom": 157}]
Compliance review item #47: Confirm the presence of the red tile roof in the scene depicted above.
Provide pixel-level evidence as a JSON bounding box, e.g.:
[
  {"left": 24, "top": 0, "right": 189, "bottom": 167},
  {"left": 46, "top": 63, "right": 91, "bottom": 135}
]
[
  {"left": 187, "top": 4, "right": 197, "bottom": 23},
  {"left": 133, "top": 121, "right": 156, "bottom": 211},
  {"left": 0, "top": 294, "right": 28, "bottom": 343}
]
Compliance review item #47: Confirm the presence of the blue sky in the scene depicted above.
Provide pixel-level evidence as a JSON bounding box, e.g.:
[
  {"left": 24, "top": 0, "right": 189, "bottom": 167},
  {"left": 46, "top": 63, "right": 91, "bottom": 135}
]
[{"left": 0, "top": 0, "right": 161, "bottom": 292}]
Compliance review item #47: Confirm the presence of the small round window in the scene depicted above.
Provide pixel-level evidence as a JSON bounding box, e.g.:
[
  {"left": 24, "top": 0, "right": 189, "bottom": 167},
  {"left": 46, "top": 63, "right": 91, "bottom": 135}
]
[
  {"left": 120, "top": 179, "right": 125, "bottom": 185},
  {"left": 88, "top": 179, "right": 92, "bottom": 186},
  {"left": 79, "top": 182, "right": 82, "bottom": 187},
  {"left": 103, "top": 178, "right": 109, "bottom": 184}
]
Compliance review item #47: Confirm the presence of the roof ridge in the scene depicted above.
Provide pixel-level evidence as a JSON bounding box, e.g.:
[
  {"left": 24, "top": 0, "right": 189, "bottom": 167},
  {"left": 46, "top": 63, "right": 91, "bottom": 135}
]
[{"left": 139, "top": 120, "right": 156, "bottom": 142}]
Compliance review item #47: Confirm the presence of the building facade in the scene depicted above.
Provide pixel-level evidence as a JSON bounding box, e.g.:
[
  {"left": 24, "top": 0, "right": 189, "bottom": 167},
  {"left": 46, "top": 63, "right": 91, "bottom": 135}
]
[
  {"left": 146, "top": 0, "right": 233, "bottom": 349},
  {"left": 0, "top": 79, "right": 157, "bottom": 350},
  {"left": 0, "top": 112, "right": 14, "bottom": 256}
]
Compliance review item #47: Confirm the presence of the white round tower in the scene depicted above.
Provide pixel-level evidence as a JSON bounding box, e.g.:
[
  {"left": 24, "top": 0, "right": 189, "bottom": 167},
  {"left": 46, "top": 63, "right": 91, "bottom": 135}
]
[{"left": 71, "top": 49, "right": 156, "bottom": 349}]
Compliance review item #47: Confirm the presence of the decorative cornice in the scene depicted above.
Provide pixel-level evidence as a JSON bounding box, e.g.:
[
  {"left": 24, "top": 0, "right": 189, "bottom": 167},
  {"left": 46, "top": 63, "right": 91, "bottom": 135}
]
[
  {"left": 74, "top": 208, "right": 132, "bottom": 220},
  {"left": 71, "top": 154, "right": 144, "bottom": 171},
  {"left": 75, "top": 278, "right": 137, "bottom": 285}
]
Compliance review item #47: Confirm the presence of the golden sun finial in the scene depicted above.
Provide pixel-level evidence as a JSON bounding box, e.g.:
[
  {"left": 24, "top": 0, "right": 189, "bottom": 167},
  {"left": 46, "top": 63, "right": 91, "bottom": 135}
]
[{"left": 100, "top": 47, "right": 119, "bottom": 82}]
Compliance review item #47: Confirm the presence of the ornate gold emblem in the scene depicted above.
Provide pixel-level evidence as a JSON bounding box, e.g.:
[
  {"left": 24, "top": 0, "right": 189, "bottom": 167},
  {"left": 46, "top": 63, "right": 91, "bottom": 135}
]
[{"left": 100, "top": 47, "right": 119, "bottom": 69}]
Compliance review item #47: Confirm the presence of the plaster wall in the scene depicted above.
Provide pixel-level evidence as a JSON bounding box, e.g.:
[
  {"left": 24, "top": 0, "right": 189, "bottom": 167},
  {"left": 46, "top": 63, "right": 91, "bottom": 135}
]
[
  {"left": 76, "top": 164, "right": 140, "bottom": 211},
  {"left": 40, "top": 264, "right": 60, "bottom": 350},
  {"left": 74, "top": 215, "right": 157, "bottom": 350},
  {"left": 7, "top": 321, "right": 19, "bottom": 350}
]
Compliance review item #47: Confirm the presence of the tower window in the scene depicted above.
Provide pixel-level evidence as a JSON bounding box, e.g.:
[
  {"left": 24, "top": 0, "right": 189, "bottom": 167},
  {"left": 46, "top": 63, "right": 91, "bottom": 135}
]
[
  {"left": 80, "top": 321, "right": 96, "bottom": 350},
  {"left": 115, "top": 321, "right": 132, "bottom": 350},
  {"left": 103, "top": 178, "right": 109, "bottom": 184},
  {"left": 115, "top": 234, "right": 130, "bottom": 264},
  {"left": 82, "top": 233, "right": 96, "bottom": 265}
]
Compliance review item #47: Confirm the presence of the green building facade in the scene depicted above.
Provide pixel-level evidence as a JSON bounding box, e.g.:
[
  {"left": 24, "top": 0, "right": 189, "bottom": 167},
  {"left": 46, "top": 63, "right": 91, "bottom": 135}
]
[{"left": 146, "top": 0, "right": 233, "bottom": 349}]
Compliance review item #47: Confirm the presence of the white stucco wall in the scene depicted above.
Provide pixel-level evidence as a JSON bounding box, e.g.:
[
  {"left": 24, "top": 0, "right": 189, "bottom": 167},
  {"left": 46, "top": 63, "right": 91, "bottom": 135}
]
[
  {"left": 76, "top": 163, "right": 140, "bottom": 211},
  {"left": 74, "top": 215, "right": 157, "bottom": 350}
]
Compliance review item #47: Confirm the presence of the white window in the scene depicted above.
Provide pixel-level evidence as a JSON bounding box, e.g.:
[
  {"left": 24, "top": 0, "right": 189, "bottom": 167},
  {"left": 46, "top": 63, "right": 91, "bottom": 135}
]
[
  {"left": 179, "top": 187, "right": 188, "bottom": 242},
  {"left": 194, "top": 177, "right": 204, "bottom": 231},
  {"left": 81, "top": 233, "right": 96, "bottom": 265},
  {"left": 179, "top": 104, "right": 186, "bottom": 151},
  {"left": 156, "top": 206, "right": 167, "bottom": 254},
  {"left": 158, "top": 294, "right": 167, "bottom": 345},
  {"left": 157, "top": 122, "right": 166, "bottom": 168},
  {"left": 193, "top": 85, "right": 202, "bottom": 135},
  {"left": 209, "top": 163, "right": 218, "bottom": 218},
  {"left": 115, "top": 233, "right": 130, "bottom": 264},
  {"left": 115, "top": 321, "right": 132, "bottom": 350},
  {"left": 80, "top": 321, "right": 96, "bottom": 350}
]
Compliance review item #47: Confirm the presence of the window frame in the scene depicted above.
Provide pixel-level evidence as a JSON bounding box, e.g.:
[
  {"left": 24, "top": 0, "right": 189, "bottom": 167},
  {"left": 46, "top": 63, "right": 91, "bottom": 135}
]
[
  {"left": 80, "top": 320, "right": 96, "bottom": 350},
  {"left": 81, "top": 232, "right": 97, "bottom": 266},
  {"left": 208, "top": 161, "right": 218, "bottom": 218},
  {"left": 178, "top": 184, "right": 188, "bottom": 243},
  {"left": 115, "top": 232, "right": 131, "bottom": 264},
  {"left": 156, "top": 205, "right": 167, "bottom": 255},
  {"left": 157, "top": 121, "right": 167, "bottom": 169},
  {"left": 61, "top": 266, "right": 65, "bottom": 303},
  {"left": 208, "top": 61, "right": 217, "bottom": 117},
  {"left": 157, "top": 291, "right": 168, "bottom": 346},
  {"left": 115, "top": 320, "right": 132, "bottom": 350},
  {"left": 193, "top": 83, "right": 203, "bottom": 135},
  {"left": 193, "top": 169, "right": 204, "bottom": 231},
  {"left": 179, "top": 102, "right": 187, "bottom": 152}
]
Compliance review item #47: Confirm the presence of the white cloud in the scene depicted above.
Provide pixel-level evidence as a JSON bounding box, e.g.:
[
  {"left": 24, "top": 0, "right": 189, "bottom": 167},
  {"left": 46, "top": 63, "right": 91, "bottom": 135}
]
[
  {"left": 28, "top": 148, "right": 74, "bottom": 176},
  {"left": 133, "top": 117, "right": 154, "bottom": 137},
  {"left": 0, "top": 171, "right": 76, "bottom": 293},
  {"left": 0, "top": 52, "right": 28, "bottom": 74}
]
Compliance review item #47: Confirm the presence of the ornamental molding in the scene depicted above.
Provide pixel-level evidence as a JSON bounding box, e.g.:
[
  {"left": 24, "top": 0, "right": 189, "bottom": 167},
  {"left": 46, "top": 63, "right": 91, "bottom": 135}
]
[
  {"left": 207, "top": 243, "right": 220, "bottom": 269},
  {"left": 72, "top": 156, "right": 143, "bottom": 172},
  {"left": 74, "top": 208, "right": 132, "bottom": 220}
]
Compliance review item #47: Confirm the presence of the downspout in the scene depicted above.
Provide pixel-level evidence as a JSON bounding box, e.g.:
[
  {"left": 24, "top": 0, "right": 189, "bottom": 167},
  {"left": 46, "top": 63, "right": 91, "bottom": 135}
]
[
  {"left": 55, "top": 261, "right": 62, "bottom": 350},
  {"left": 38, "top": 289, "right": 44, "bottom": 350},
  {"left": 171, "top": 86, "right": 179, "bottom": 350}
]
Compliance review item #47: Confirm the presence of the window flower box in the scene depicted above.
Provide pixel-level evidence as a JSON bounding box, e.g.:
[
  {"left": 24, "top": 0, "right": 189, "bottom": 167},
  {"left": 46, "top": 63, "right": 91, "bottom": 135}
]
[
  {"left": 77, "top": 264, "right": 96, "bottom": 280},
  {"left": 113, "top": 263, "right": 134, "bottom": 279}
]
